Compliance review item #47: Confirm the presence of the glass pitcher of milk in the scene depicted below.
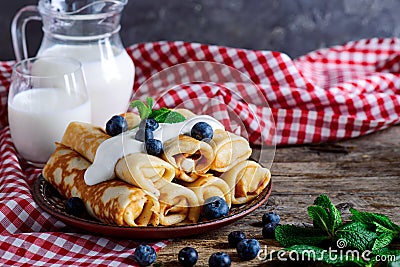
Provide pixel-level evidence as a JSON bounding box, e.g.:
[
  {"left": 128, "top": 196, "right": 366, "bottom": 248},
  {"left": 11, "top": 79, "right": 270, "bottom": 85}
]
[{"left": 12, "top": 0, "right": 135, "bottom": 127}]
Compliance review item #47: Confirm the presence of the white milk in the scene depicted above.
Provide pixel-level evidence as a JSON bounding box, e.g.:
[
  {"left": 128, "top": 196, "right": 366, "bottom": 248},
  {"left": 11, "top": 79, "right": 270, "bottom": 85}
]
[
  {"left": 38, "top": 44, "right": 135, "bottom": 127},
  {"left": 8, "top": 88, "right": 91, "bottom": 164}
]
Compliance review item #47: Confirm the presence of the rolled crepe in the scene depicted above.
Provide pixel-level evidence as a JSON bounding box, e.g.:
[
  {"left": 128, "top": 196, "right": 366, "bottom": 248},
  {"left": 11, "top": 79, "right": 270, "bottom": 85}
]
[
  {"left": 61, "top": 122, "right": 110, "bottom": 162},
  {"left": 157, "top": 180, "right": 201, "bottom": 226},
  {"left": 115, "top": 153, "right": 175, "bottom": 197},
  {"left": 220, "top": 160, "right": 271, "bottom": 205},
  {"left": 175, "top": 108, "right": 196, "bottom": 119},
  {"left": 162, "top": 135, "right": 214, "bottom": 182},
  {"left": 182, "top": 176, "right": 232, "bottom": 207},
  {"left": 209, "top": 129, "right": 252, "bottom": 172},
  {"left": 42, "top": 143, "right": 160, "bottom": 227},
  {"left": 120, "top": 112, "right": 141, "bottom": 129}
]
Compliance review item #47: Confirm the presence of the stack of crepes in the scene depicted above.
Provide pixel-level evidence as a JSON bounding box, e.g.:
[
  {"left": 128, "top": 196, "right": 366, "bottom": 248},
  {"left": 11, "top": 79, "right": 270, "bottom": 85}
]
[{"left": 42, "top": 110, "right": 271, "bottom": 227}]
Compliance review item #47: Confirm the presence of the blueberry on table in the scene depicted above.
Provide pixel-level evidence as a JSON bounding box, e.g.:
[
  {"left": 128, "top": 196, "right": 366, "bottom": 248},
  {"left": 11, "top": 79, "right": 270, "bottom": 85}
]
[
  {"left": 145, "top": 139, "right": 163, "bottom": 157},
  {"left": 228, "top": 231, "right": 246, "bottom": 248},
  {"left": 262, "top": 222, "right": 277, "bottom": 239},
  {"left": 262, "top": 211, "right": 280, "bottom": 225},
  {"left": 106, "top": 115, "right": 128, "bottom": 136},
  {"left": 133, "top": 244, "right": 157, "bottom": 266},
  {"left": 209, "top": 252, "right": 231, "bottom": 267},
  {"left": 200, "top": 196, "right": 229, "bottom": 220},
  {"left": 191, "top": 122, "right": 213, "bottom": 142},
  {"left": 65, "top": 197, "right": 86, "bottom": 217},
  {"left": 236, "top": 238, "right": 261, "bottom": 261},
  {"left": 135, "top": 127, "right": 154, "bottom": 142},
  {"left": 178, "top": 247, "right": 198, "bottom": 267}
]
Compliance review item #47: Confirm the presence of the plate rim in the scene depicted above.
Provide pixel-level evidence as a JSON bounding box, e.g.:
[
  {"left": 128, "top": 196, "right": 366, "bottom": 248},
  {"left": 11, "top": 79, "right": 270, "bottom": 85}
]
[{"left": 33, "top": 174, "right": 272, "bottom": 239}]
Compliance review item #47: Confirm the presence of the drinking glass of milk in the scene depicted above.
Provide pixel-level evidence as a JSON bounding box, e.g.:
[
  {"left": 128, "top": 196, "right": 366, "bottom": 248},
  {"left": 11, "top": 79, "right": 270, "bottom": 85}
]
[
  {"left": 8, "top": 56, "right": 91, "bottom": 167},
  {"left": 12, "top": 0, "right": 135, "bottom": 128}
]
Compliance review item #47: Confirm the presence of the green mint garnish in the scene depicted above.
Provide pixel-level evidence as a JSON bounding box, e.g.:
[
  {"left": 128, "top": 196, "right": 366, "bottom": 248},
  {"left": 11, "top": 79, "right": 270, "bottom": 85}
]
[
  {"left": 130, "top": 97, "right": 186, "bottom": 123},
  {"left": 273, "top": 194, "right": 400, "bottom": 266},
  {"left": 274, "top": 224, "right": 329, "bottom": 247},
  {"left": 131, "top": 97, "right": 153, "bottom": 119}
]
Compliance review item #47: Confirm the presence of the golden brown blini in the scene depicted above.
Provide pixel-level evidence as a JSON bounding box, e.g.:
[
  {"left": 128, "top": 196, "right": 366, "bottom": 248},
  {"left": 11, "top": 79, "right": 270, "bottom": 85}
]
[
  {"left": 181, "top": 176, "right": 232, "bottom": 207},
  {"left": 157, "top": 180, "right": 201, "bottom": 226},
  {"left": 61, "top": 122, "right": 110, "bottom": 162},
  {"left": 120, "top": 112, "right": 141, "bottom": 129},
  {"left": 209, "top": 129, "right": 252, "bottom": 172},
  {"left": 219, "top": 160, "right": 271, "bottom": 205},
  {"left": 162, "top": 135, "right": 215, "bottom": 182},
  {"left": 114, "top": 153, "right": 175, "bottom": 197},
  {"left": 174, "top": 108, "right": 197, "bottom": 119},
  {"left": 42, "top": 143, "right": 160, "bottom": 227}
]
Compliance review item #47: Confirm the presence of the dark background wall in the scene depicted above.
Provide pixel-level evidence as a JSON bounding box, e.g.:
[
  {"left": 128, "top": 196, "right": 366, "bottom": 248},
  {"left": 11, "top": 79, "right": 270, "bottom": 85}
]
[{"left": 1, "top": 0, "right": 400, "bottom": 61}]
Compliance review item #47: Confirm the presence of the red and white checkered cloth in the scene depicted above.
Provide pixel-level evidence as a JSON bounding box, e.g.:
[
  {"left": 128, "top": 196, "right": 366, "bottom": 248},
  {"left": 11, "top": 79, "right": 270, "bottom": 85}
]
[{"left": 1, "top": 38, "right": 400, "bottom": 266}]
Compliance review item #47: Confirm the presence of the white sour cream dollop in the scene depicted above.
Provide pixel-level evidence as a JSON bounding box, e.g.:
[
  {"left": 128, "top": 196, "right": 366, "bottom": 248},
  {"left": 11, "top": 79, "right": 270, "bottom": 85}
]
[{"left": 84, "top": 115, "right": 224, "bottom": 185}]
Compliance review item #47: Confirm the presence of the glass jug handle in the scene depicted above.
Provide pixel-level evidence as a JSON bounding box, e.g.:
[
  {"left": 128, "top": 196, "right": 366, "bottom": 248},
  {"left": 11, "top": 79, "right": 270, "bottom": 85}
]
[{"left": 11, "top": 5, "right": 42, "bottom": 61}]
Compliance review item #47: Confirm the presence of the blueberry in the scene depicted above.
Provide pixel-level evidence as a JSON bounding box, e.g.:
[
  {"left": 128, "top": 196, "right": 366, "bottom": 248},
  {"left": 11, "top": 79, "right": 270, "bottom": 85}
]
[
  {"left": 209, "top": 252, "right": 231, "bottom": 267},
  {"left": 106, "top": 115, "right": 128, "bottom": 136},
  {"left": 145, "top": 139, "right": 163, "bottom": 157},
  {"left": 262, "top": 212, "right": 280, "bottom": 225},
  {"left": 228, "top": 231, "right": 246, "bottom": 248},
  {"left": 200, "top": 196, "right": 229, "bottom": 220},
  {"left": 133, "top": 244, "right": 157, "bottom": 266},
  {"left": 135, "top": 128, "right": 154, "bottom": 142},
  {"left": 178, "top": 247, "right": 198, "bottom": 267},
  {"left": 65, "top": 197, "right": 86, "bottom": 217},
  {"left": 262, "top": 222, "right": 277, "bottom": 238},
  {"left": 191, "top": 122, "right": 213, "bottom": 142},
  {"left": 236, "top": 238, "right": 261, "bottom": 261},
  {"left": 145, "top": 118, "right": 159, "bottom": 131},
  {"left": 139, "top": 118, "right": 159, "bottom": 131}
]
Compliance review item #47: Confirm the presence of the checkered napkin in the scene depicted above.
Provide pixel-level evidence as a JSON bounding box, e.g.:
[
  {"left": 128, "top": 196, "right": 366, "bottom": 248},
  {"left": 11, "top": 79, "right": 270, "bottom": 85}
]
[{"left": 1, "top": 38, "right": 400, "bottom": 266}]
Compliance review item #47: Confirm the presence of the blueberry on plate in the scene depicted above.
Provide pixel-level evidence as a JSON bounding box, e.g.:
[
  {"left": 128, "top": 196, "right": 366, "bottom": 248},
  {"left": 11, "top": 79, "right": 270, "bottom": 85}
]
[
  {"left": 262, "top": 211, "right": 280, "bottom": 225},
  {"left": 209, "top": 252, "right": 231, "bottom": 267},
  {"left": 145, "top": 139, "right": 163, "bottom": 157},
  {"left": 133, "top": 244, "right": 157, "bottom": 266},
  {"left": 200, "top": 196, "right": 229, "bottom": 220},
  {"left": 145, "top": 118, "right": 159, "bottom": 131},
  {"left": 106, "top": 115, "right": 128, "bottom": 136},
  {"left": 236, "top": 238, "right": 261, "bottom": 261},
  {"left": 65, "top": 197, "right": 86, "bottom": 217},
  {"left": 228, "top": 231, "right": 246, "bottom": 248},
  {"left": 262, "top": 222, "right": 277, "bottom": 239},
  {"left": 178, "top": 247, "right": 198, "bottom": 267},
  {"left": 191, "top": 121, "right": 213, "bottom": 142},
  {"left": 135, "top": 127, "right": 154, "bottom": 142},
  {"left": 138, "top": 118, "right": 159, "bottom": 131}
]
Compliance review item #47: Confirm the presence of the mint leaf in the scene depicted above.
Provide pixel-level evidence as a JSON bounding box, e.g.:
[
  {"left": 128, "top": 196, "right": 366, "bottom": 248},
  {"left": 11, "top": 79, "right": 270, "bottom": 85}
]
[
  {"left": 350, "top": 208, "right": 400, "bottom": 234},
  {"left": 163, "top": 111, "right": 186, "bottom": 123},
  {"left": 131, "top": 99, "right": 151, "bottom": 119},
  {"left": 149, "top": 107, "right": 170, "bottom": 122},
  {"left": 277, "top": 245, "right": 367, "bottom": 266},
  {"left": 314, "top": 194, "right": 343, "bottom": 233},
  {"left": 373, "top": 232, "right": 398, "bottom": 251},
  {"left": 146, "top": 97, "right": 154, "bottom": 111},
  {"left": 149, "top": 108, "right": 186, "bottom": 123},
  {"left": 308, "top": 206, "right": 332, "bottom": 237},
  {"left": 275, "top": 224, "right": 329, "bottom": 247},
  {"left": 372, "top": 248, "right": 400, "bottom": 265},
  {"left": 336, "top": 221, "right": 378, "bottom": 251}
]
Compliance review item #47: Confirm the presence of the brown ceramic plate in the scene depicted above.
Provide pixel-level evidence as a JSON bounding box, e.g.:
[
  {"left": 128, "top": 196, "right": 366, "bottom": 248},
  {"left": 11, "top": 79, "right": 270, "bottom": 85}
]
[{"left": 33, "top": 175, "right": 272, "bottom": 239}]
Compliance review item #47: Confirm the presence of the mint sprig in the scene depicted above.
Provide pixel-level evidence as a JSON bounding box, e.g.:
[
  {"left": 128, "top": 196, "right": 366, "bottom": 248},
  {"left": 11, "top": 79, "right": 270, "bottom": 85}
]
[
  {"left": 130, "top": 97, "right": 186, "bottom": 124},
  {"left": 274, "top": 194, "right": 400, "bottom": 266}
]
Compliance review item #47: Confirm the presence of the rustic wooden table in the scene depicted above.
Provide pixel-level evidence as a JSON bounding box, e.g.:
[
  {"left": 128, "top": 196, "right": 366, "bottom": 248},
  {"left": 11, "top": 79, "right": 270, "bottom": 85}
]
[{"left": 156, "top": 125, "right": 400, "bottom": 266}]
